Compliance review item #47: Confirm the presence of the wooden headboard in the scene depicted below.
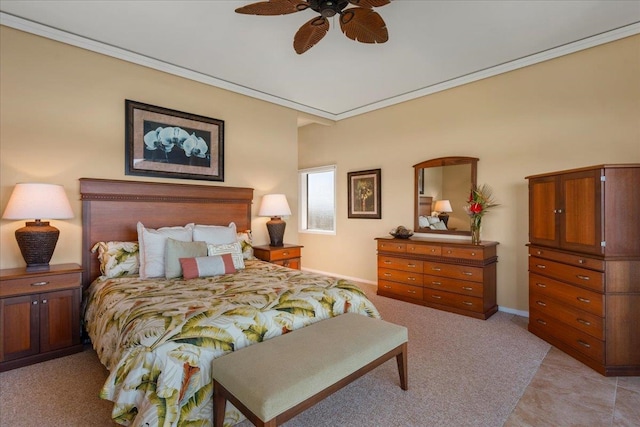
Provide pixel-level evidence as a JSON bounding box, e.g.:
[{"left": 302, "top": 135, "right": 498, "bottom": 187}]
[{"left": 80, "top": 178, "right": 253, "bottom": 288}]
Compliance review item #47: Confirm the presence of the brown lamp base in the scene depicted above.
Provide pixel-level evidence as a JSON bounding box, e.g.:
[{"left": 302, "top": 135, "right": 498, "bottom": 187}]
[
  {"left": 15, "top": 220, "right": 60, "bottom": 271},
  {"left": 266, "top": 217, "right": 286, "bottom": 247}
]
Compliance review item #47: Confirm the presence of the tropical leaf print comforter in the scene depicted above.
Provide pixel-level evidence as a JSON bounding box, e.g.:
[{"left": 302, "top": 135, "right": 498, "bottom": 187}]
[{"left": 84, "top": 259, "right": 380, "bottom": 427}]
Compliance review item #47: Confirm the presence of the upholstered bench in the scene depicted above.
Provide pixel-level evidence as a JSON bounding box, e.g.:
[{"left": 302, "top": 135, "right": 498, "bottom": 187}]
[{"left": 212, "top": 313, "right": 408, "bottom": 427}]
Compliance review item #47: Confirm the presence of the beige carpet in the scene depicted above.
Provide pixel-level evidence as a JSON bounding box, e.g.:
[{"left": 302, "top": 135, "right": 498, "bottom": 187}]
[{"left": 0, "top": 283, "right": 550, "bottom": 427}]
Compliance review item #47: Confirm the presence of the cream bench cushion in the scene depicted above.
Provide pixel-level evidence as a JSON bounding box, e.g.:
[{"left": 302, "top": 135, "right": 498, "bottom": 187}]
[{"left": 212, "top": 313, "right": 408, "bottom": 427}]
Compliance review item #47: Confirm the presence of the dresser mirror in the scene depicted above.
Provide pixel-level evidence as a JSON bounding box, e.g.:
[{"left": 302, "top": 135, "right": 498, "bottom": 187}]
[{"left": 414, "top": 157, "right": 478, "bottom": 235}]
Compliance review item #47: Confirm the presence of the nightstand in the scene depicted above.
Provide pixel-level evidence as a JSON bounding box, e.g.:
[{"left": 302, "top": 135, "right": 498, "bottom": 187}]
[
  {"left": 0, "top": 263, "right": 83, "bottom": 372},
  {"left": 253, "top": 244, "right": 303, "bottom": 270}
]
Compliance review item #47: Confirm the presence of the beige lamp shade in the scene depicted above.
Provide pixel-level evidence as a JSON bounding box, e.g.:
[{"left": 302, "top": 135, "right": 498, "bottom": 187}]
[
  {"left": 2, "top": 183, "right": 74, "bottom": 271},
  {"left": 433, "top": 200, "right": 453, "bottom": 213},
  {"left": 258, "top": 194, "right": 291, "bottom": 247}
]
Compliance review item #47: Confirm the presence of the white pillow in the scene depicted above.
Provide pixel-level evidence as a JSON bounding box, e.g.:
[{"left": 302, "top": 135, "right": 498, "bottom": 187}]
[
  {"left": 427, "top": 216, "right": 441, "bottom": 225},
  {"left": 207, "top": 241, "right": 245, "bottom": 270},
  {"left": 429, "top": 221, "right": 448, "bottom": 230},
  {"left": 193, "top": 222, "right": 237, "bottom": 245},
  {"left": 137, "top": 222, "right": 194, "bottom": 279},
  {"left": 418, "top": 216, "right": 429, "bottom": 228}
]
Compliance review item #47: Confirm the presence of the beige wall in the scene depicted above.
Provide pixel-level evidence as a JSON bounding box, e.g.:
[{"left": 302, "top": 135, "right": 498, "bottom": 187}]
[
  {"left": 298, "top": 34, "right": 640, "bottom": 313},
  {"left": 0, "top": 26, "right": 301, "bottom": 269}
]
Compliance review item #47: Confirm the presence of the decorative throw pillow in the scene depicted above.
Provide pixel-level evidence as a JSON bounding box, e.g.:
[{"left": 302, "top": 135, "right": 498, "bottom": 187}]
[
  {"left": 179, "top": 254, "right": 236, "bottom": 279},
  {"left": 165, "top": 238, "right": 208, "bottom": 279},
  {"left": 430, "top": 221, "right": 448, "bottom": 230},
  {"left": 237, "top": 230, "right": 255, "bottom": 260},
  {"left": 91, "top": 241, "right": 139, "bottom": 278},
  {"left": 137, "top": 222, "right": 194, "bottom": 279},
  {"left": 207, "top": 241, "right": 245, "bottom": 270},
  {"left": 193, "top": 222, "right": 237, "bottom": 245}
]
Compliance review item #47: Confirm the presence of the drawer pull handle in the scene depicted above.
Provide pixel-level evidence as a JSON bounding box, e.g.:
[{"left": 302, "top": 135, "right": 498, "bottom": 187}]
[
  {"left": 430, "top": 249, "right": 436, "bottom": 252},
  {"left": 447, "top": 250, "right": 452, "bottom": 254},
  {"left": 396, "top": 246, "right": 403, "bottom": 249},
  {"left": 408, "top": 277, "right": 416, "bottom": 281},
  {"left": 462, "top": 286, "right": 473, "bottom": 291},
  {"left": 431, "top": 295, "right": 442, "bottom": 299},
  {"left": 470, "top": 252, "right": 476, "bottom": 256},
  {"left": 577, "top": 297, "right": 590, "bottom": 303},
  {"left": 282, "top": 251, "right": 289, "bottom": 256},
  {"left": 407, "top": 290, "right": 416, "bottom": 294},
  {"left": 432, "top": 281, "right": 442, "bottom": 285},
  {"left": 577, "top": 340, "right": 591, "bottom": 348},
  {"left": 384, "top": 273, "right": 392, "bottom": 277},
  {"left": 536, "top": 319, "right": 547, "bottom": 326},
  {"left": 536, "top": 264, "right": 546, "bottom": 269},
  {"left": 384, "top": 260, "right": 392, "bottom": 264},
  {"left": 578, "top": 259, "right": 585, "bottom": 264},
  {"left": 536, "top": 250, "right": 542, "bottom": 255},
  {"left": 431, "top": 267, "right": 441, "bottom": 271},
  {"left": 536, "top": 300, "right": 546, "bottom": 307},
  {"left": 536, "top": 283, "right": 546, "bottom": 288},
  {"left": 462, "top": 272, "right": 473, "bottom": 276},
  {"left": 577, "top": 318, "right": 591, "bottom": 326},
  {"left": 462, "top": 301, "right": 473, "bottom": 306},
  {"left": 32, "top": 300, "right": 38, "bottom": 305},
  {"left": 407, "top": 264, "right": 416, "bottom": 268},
  {"left": 41, "top": 299, "right": 48, "bottom": 304},
  {"left": 383, "top": 285, "right": 391, "bottom": 289},
  {"left": 576, "top": 275, "right": 590, "bottom": 281},
  {"left": 31, "top": 281, "right": 49, "bottom": 287}
]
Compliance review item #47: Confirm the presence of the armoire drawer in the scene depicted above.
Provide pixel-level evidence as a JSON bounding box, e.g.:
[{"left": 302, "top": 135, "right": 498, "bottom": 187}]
[
  {"left": 529, "top": 246, "right": 604, "bottom": 271},
  {"left": 424, "top": 261, "right": 484, "bottom": 283},
  {"left": 529, "top": 273, "right": 604, "bottom": 316},
  {"left": 423, "top": 274, "right": 483, "bottom": 297},
  {"left": 529, "top": 291, "right": 604, "bottom": 340},
  {"left": 529, "top": 309, "right": 604, "bottom": 363},
  {"left": 378, "top": 268, "right": 423, "bottom": 286},
  {"left": 377, "top": 256, "right": 423, "bottom": 273},
  {"left": 423, "top": 290, "right": 484, "bottom": 313},
  {"left": 529, "top": 257, "right": 604, "bottom": 292},
  {"left": 378, "top": 280, "right": 423, "bottom": 299}
]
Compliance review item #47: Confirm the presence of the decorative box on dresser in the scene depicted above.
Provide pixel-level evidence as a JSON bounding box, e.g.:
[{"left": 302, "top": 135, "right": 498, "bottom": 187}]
[
  {"left": 526, "top": 164, "right": 640, "bottom": 376},
  {"left": 376, "top": 237, "right": 499, "bottom": 319},
  {"left": 253, "top": 244, "right": 303, "bottom": 270},
  {"left": 0, "top": 263, "right": 83, "bottom": 372}
]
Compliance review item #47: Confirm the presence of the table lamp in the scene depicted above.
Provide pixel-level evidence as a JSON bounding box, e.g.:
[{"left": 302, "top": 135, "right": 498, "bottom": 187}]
[
  {"left": 258, "top": 194, "right": 291, "bottom": 247},
  {"left": 434, "top": 199, "right": 453, "bottom": 227},
  {"left": 2, "top": 183, "right": 74, "bottom": 271}
]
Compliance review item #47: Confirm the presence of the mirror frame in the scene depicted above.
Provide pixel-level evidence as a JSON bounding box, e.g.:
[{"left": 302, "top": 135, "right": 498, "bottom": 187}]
[{"left": 413, "top": 156, "right": 478, "bottom": 236}]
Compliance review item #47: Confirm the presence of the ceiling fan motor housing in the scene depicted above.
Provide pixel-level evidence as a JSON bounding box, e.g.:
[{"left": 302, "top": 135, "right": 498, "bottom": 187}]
[{"left": 309, "top": 0, "right": 350, "bottom": 17}]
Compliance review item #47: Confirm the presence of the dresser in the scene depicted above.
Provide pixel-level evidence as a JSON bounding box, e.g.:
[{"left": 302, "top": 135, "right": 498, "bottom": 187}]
[
  {"left": 0, "top": 263, "right": 83, "bottom": 371},
  {"left": 526, "top": 164, "right": 640, "bottom": 376},
  {"left": 376, "top": 237, "right": 498, "bottom": 319}
]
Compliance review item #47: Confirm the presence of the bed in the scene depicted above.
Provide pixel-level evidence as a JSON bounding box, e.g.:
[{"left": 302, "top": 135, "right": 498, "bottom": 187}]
[{"left": 80, "top": 178, "right": 381, "bottom": 427}]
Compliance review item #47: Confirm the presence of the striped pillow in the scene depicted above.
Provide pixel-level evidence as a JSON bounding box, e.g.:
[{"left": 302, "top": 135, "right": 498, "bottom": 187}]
[{"left": 179, "top": 254, "right": 236, "bottom": 279}]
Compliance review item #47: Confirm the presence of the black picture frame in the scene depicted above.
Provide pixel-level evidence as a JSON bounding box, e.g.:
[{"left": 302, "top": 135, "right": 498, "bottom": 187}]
[
  {"left": 125, "top": 100, "right": 224, "bottom": 181},
  {"left": 348, "top": 169, "right": 381, "bottom": 219}
]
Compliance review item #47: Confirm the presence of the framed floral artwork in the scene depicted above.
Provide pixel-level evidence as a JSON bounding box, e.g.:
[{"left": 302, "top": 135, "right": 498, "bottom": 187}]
[
  {"left": 348, "top": 168, "right": 381, "bottom": 219},
  {"left": 125, "top": 100, "right": 224, "bottom": 181}
]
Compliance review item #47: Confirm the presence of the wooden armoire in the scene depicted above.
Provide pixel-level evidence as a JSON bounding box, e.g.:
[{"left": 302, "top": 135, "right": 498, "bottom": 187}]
[{"left": 526, "top": 164, "right": 640, "bottom": 376}]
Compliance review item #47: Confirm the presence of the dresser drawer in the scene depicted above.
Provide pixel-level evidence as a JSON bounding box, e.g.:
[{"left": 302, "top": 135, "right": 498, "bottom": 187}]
[
  {"left": 378, "top": 241, "right": 407, "bottom": 253},
  {"left": 424, "top": 261, "right": 484, "bottom": 283},
  {"left": 0, "top": 272, "right": 82, "bottom": 297},
  {"left": 529, "top": 257, "right": 604, "bottom": 292},
  {"left": 377, "top": 256, "right": 423, "bottom": 273},
  {"left": 529, "top": 308, "right": 604, "bottom": 363},
  {"left": 529, "top": 273, "right": 603, "bottom": 316},
  {"left": 441, "top": 246, "right": 484, "bottom": 261},
  {"left": 530, "top": 288, "right": 604, "bottom": 340},
  {"left": 406, "top": 243, "right": 441, "bottom": 256},
  {"left": 378, "top": 280, "right": 422, "bottom": 299},
  {"left": 423, "top": 290, "right": 484, "bottom": 313},
  {"left": 423, "top": 274, "right": 483, "bottom": 297},
  {"left": 378, "top": 268, "right": 423, "bottom": 286},
  {"left": 529, "top": 246, "right": 604, "bottom": 271}
]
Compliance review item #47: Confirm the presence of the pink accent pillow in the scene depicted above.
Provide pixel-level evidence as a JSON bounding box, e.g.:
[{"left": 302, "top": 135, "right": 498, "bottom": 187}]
[{"left": 179, "top": 254, "right": 236, "bottom": 279}]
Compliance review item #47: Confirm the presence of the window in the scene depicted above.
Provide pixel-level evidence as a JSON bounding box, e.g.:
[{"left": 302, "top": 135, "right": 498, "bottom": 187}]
[{"left": 299, "top": 165, "right": 336, "bottom": 234}]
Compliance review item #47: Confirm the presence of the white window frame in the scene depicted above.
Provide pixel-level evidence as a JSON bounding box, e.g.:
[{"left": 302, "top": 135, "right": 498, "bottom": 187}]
[{"left": 298, "top": 164, "right": 337, "bottom": 235}]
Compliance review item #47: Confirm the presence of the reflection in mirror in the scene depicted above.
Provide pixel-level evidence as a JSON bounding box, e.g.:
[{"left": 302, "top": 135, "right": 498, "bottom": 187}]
[{"left": 414, "top": 157, "right": 478, "bottom": 236}]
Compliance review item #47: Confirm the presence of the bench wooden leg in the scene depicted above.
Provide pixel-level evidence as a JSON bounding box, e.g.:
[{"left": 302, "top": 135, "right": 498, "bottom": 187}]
[
  {"left": 213, "top": 380, "right": 226, "bottom": 427},
  {"left": 396, "top": 342, "right": 408, "bottom": 390}
]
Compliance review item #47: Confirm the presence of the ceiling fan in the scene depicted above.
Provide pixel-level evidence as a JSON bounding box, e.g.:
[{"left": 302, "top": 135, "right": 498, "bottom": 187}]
[{"left": 235, "top": 0, "right": 391, "bottom": 54}]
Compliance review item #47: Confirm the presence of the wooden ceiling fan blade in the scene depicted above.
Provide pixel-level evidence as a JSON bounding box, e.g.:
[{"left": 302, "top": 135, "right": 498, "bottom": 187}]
[
  {"left": 294, "top": 16, "right": 329, "bottom": 54},
  {"left": 235, "top": 0, "right": 309, "bottom": 15},
  {"left": 340, "top": 7, "right": 388, "bottom": 43},
  {"left": 347, "top": 0, "right": 390, "bottom": 8}
]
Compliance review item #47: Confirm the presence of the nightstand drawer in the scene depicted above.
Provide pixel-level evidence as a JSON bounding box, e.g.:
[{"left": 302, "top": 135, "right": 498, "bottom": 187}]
[
  {"left": 0, "top": 272, "right": 81, "bottom": 297},
  {"left": 265, "top": 247, "right": 300, "bottom": 261}
]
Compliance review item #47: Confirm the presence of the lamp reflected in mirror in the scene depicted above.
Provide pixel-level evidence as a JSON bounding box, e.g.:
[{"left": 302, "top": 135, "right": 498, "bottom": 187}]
[{"left": 433, "top": 200, "right": 453, "bottom": 227}]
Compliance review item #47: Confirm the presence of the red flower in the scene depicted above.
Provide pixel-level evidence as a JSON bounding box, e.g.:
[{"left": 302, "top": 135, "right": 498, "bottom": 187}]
[{"left": 469, "top": 203, "right": 483, "bottom": 214}]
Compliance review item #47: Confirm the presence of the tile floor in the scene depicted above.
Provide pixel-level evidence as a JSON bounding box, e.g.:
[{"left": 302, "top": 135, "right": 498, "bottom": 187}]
[{"left": 505, "top": 316, "right": 640, "bottom": 427}]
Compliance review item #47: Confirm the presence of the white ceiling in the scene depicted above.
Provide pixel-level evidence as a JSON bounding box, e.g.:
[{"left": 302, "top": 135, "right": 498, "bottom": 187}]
[{"left": 1, "top": 1, "right": 639, "bottom": 123}]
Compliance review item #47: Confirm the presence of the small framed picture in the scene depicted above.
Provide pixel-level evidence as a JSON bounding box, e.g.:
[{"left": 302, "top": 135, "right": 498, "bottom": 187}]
[
  {"left": 125, "top": 100, "right": 224, "bottom": 181},
  {"left": 348, "top": 169, "right": 381, "bottom": 219}
]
